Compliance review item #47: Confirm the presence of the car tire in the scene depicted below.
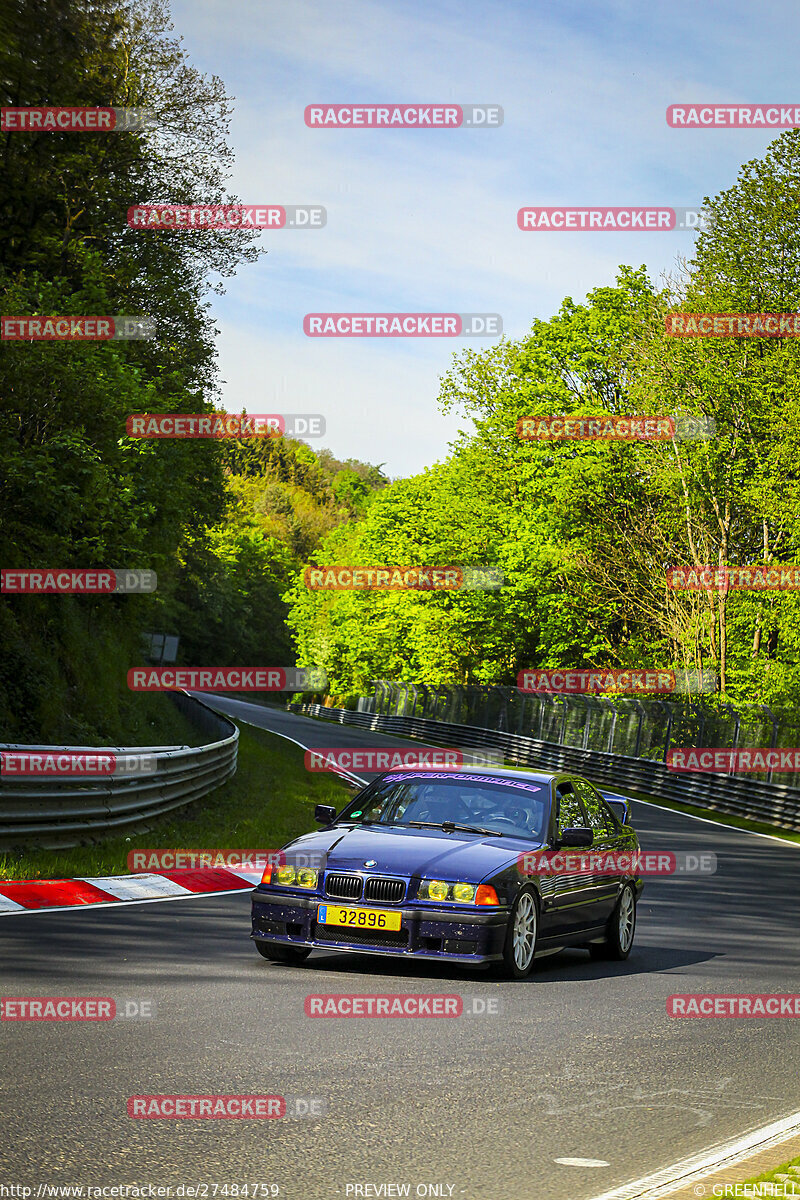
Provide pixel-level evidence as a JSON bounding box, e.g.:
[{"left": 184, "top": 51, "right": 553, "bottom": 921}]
[
  {"left": 589, "top": 883, "right": 636, "bottom": 961},
  {"left": 255, "top": 941, "right": 312, "bottom": 964},
  {"left": 499, "top": 887, "right": 539, "bottom": 979}
]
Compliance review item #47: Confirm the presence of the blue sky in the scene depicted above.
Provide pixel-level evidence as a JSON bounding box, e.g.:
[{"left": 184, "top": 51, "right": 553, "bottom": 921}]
[{"left": 168, "top": 0, "right": 799, "bottom": 476}]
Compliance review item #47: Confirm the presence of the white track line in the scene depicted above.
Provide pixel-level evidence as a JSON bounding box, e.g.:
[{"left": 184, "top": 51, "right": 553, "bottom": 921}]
[
  {"left": 587, "top": 1108, "right": 800, "bottom": 1200},
  {"left": 623, "top": 794, "right": 800, "bottom": 848},
  {"left": 193, "top": 695, "right": 369, "bottom": 785}
]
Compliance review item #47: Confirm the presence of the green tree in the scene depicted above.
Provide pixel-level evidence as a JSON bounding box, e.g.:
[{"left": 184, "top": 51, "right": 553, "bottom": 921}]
[{"left": 0, "top": 0, "right": 258, "bottom": 738}]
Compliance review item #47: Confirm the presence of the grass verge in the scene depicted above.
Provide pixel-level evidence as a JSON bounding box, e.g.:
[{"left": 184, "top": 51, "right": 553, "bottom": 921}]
[
  {"left": 0, "top": 721, "right": 354, "bottom": 882},
  {"left": 740, "top": 1153, "right": 800, "bottom": 1194},
  {"left": 115, "top": 692, "right": 208, "bottom": 748}
]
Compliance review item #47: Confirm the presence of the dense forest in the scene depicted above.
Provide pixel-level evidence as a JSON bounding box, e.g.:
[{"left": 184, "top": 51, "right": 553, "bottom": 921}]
[
  {"left": 288, "top": 135, "right": 800, "bottom": 715},
  {"left": 0, "top": 0, "right": 385, "bottom": 740},
  {"left": 3, "top": 0, "right": 800, "bottom": 744}
]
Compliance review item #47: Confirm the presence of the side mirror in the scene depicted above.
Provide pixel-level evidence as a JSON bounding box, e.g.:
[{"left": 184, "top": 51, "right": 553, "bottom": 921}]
[
  {"left": 559, "top": 826, "right": 593, "bottom": 848},
  {"left": 314, "top": 804, "right": 337, "bottom": 825},
  {"left": 606, "top": 798, "right": 629, "bottom": 825}
]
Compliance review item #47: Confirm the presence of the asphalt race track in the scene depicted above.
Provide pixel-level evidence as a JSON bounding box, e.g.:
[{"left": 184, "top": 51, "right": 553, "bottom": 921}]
[{"left": 2, "top": 696, "right": 799, "bottom": 1200}]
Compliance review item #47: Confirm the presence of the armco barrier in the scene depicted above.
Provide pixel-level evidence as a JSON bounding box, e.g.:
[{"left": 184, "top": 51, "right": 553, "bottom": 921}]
[
  {"left": 0, "top": 691, "right": 238, "bottom": 848},
  {"left": 290, "top": 703, "right": 800, "bottom": 831}
]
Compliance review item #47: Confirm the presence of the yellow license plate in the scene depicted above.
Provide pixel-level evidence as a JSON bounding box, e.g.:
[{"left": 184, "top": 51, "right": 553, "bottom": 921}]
[{"left": 317, "top": 904, "right": 402, "bottom": 932}]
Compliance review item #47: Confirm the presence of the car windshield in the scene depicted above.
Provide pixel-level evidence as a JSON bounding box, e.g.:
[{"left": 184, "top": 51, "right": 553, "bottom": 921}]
[{"left": 336, "top": 772, "right": 549, "bottom": 840}]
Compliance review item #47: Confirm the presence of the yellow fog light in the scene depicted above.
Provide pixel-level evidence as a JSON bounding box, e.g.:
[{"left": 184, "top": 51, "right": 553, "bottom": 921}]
[
  {"left": 296, "top": 868, "right": 318, "bottom": 889},
  {"left": 452, "top": 883, "right": 475, "bottom": 903},
  {"left": 427, "top": 880, "right": 449, "bottom": 902},
  {"left": 276, "top": 865, "right": 296, "bottom": 886}
]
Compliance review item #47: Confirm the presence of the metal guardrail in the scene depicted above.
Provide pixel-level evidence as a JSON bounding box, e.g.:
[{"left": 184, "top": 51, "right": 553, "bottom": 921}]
[
  {"left": 291, "top": 701, "right": 800, "bottom": 832},
  {"left": 0, "top": 691, "right": 238, "bottom": 849},
  {"left": 365, "top": 681, "right": 790, "bottom": 779}
]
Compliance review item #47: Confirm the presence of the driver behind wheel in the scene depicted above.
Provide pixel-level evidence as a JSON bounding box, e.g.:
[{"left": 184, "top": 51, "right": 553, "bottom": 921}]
[{"left": 401, "top": 786, "right": 472, "bottom": 824}]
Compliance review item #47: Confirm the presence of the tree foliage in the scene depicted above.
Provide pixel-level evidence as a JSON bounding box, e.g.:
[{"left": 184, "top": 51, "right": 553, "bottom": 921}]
[{"left": 287, "top": 139, "right": 800, "bottom": 713}]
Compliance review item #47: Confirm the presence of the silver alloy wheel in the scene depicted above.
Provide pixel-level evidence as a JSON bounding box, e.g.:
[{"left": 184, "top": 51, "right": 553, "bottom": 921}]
[
  {"left": 617, "top": 886, "right": 635, "bottom": 952},
  {"left": 513, "top": 891, "right": 537, "bottom": 971}
]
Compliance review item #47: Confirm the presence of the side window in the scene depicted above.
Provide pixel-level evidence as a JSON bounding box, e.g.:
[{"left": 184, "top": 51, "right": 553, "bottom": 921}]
[
  {"left": 574, "top": 780, "right": 616, "bottom": 837},
  {"left": 555, "top": 783, "right": 585, "bottom": 833}
]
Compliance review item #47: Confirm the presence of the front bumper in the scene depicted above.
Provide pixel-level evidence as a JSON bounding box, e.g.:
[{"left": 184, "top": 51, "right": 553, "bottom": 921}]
[{"left": 251, "top": 887, "right": 508, "bottom": 963}]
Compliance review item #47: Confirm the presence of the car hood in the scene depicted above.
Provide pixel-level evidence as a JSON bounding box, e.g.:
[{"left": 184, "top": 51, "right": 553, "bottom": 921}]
[{"left": 283, "top": 824, "right": 542, "bottom": 881}]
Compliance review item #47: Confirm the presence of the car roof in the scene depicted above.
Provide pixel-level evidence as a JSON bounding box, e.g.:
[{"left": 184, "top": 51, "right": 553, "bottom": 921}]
[{"left": 374, "top": 763, "right": 566, "bottom": 786}]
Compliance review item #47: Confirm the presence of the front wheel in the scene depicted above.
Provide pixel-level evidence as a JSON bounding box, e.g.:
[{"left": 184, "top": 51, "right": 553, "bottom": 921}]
[
  {"left": 589, "top": 883, "right": 636, "bottom": 961},
  {"left": 499, "top": 887, "right": 539, "bottom": 979},
  {"left": 255, "top": 941, "right": 311, "bottom": 964}
]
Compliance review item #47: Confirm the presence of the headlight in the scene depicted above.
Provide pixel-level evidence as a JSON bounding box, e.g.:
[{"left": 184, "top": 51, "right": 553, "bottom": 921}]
[
  {"left": 272, "top": 865, "right": 319, "bottom": 889},
  {"left": 416, "top": 879, "right": 478, "bottom": 903}
]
